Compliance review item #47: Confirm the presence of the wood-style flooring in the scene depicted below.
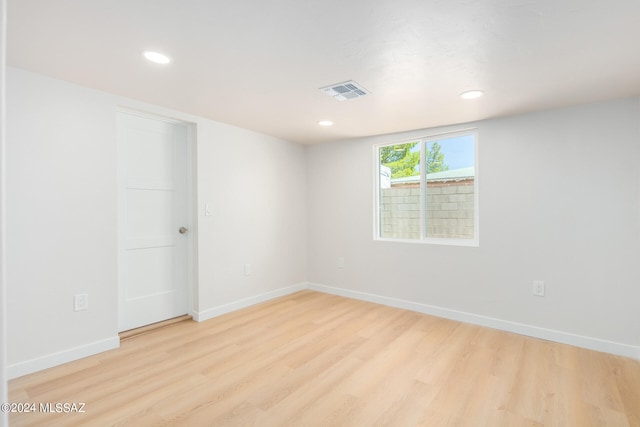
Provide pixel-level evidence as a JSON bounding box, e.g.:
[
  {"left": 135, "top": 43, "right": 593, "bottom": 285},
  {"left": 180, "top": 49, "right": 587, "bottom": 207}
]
[{"left": 9, "top": 290, "right": 640, "bottom": 426}]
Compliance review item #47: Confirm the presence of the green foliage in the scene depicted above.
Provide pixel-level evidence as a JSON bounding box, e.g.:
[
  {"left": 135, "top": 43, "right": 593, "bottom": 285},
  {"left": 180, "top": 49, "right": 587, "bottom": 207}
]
[
  {"left": 380, "top": 141, "right": 448, "bottom": 179},
  {"left": 426, "top": 142, "right": 449, "bottom": 174},
  {"left": 380, "top": 142, "right": 418, "bottom": 164},
  {"left": 385, "top": 152, "right": 420, "bottom": 178}
]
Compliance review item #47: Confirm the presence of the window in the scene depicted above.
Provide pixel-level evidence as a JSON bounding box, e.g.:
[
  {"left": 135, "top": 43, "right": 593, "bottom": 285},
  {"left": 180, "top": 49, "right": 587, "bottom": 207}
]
[{"left": 375, "top": 132, "right": 478, "bottom": 245}]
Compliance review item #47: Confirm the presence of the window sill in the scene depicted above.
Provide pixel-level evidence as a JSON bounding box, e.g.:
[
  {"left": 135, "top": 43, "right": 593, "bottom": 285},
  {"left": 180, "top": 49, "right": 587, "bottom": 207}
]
[{"left": 374, "top": 237, "right": 479, "bottom": 247}]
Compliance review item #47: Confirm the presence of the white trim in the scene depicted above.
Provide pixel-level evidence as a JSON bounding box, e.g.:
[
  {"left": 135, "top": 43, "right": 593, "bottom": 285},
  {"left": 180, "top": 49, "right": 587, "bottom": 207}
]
[
  {"left": 7, "top": 282, "right": 638, "bottom": 379},
  {"left": 193, "top": 283, "right": 307, "bottom": 322},
  {"left": 7, "top": 336, "right": 120, "bottom": 379},
  {"left": 116, "top": 108, "right": 198, "bottom": 332},
  {"left": 373, "top": 127, "right": 478, "bottom": 148},
  {"left": 0, "top": 2, "right": 7, "bottom": 424},
  {"left": 185, "top": 122, "right": 199, "bottom": 319},
  {"left": 374, "top": 130, "right": 479, "bottom": 246},
  {"left": 372, "top": 144, "right": 381, "bottom": 240},
  {"left": 375, "top": 237, "right": 480, "bottom": 247},
  {"left": 114, "top": 106, "right": 191, "bottom": 125},
  {"left": 472, "top": 131, "right": 480, "bottom": 242},
  {"left": 419, "top": 138, "right": 426, "bottom": 239},
  {"left": 307, "top": 283, "right": 640, "bottom": 360},
  {"left": 8, "top": 283, "right": 305, "bottom": 378}
]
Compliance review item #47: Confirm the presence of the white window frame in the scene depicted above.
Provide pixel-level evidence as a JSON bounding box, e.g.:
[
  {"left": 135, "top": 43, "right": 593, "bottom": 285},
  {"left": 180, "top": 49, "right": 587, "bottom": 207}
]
[{"left": 373, "top": 129, "right": 479, "bottom": 247}]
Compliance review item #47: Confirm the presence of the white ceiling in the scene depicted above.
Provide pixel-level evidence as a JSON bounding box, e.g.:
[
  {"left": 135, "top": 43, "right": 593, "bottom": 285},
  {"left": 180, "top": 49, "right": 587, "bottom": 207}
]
[{"left": 7, "top": 0, "right": 640, "bottom": 144}]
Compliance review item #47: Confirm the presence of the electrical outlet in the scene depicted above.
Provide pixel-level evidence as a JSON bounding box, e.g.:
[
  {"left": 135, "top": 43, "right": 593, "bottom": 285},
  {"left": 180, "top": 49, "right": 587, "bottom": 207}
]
[
  {"left": 74, "top": 294, "right": 89, "bottom": 311},
  {"left": 532, "top": 281, "right": 545, "bottom": 297},
  {"left": 244, "top": 263, "right": 252, "bottom": 276},
  {"left": 337, "top": 257, "right": 345, "bottom": 269}
]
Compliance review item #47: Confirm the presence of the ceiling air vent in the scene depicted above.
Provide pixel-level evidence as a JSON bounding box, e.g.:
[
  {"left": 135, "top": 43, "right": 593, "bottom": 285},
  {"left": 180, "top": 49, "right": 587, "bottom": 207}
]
[{"left": 320, "top": 80, "right": 370, "bottom": 101}]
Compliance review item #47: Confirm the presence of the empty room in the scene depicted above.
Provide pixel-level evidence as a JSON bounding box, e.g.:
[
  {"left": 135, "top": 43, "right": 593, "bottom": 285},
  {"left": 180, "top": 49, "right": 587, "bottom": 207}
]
[{"left": 1, "top": 0, "right": 639, "bottom": 426}]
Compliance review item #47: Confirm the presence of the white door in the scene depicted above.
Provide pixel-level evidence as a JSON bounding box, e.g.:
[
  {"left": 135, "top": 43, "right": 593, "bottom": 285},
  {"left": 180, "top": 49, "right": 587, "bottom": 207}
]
[{"left": 117, "top": 111, "right": 190, "bottom": 332}]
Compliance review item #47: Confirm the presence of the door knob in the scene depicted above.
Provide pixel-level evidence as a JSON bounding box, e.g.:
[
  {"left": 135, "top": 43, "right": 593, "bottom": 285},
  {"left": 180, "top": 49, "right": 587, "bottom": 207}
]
[{"left": 179, "top": 227, "right": 188, "bottom": 234}]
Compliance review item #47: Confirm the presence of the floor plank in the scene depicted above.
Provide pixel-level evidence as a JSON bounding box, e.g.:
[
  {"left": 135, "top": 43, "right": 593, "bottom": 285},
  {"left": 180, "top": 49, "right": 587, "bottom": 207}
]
[{"left": 9, "top": 290, "right": 640, "bottom": 426}]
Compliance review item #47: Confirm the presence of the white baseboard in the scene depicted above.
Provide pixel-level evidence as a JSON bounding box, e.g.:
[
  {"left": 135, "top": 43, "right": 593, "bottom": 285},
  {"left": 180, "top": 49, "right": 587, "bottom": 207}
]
[
  {"left": 8, "top": 283, "right": 307, "bottom": 379},
  {"left": 7, "top": 336, "right": 120, "bottom": 379},
  {"left": 307, "top": 283, "right": 640, "bottom": 360},
  {"left": 9, "top": 282, "right": 637, "bottom": 380},
  {"left": 193, "top": 282, "right": 307, "bottom": 322}
]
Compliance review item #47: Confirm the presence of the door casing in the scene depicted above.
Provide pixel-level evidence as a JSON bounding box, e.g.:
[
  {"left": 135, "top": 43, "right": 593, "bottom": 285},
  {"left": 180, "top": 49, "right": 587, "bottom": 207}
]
[{"left": 116, "top": 107, "right": 198, "bottom": 332}]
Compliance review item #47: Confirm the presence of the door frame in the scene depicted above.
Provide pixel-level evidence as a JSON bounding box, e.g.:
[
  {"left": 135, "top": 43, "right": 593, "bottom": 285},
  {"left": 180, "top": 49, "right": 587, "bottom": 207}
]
[{"left": 116, "top": 107, "right": 198, "bottom": 332}]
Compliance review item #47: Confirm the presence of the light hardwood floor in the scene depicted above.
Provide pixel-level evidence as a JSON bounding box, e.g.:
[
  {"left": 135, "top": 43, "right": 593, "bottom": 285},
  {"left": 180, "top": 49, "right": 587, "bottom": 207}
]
[{"left": 9, "top": 290, "right": 640, "bottom": 426}]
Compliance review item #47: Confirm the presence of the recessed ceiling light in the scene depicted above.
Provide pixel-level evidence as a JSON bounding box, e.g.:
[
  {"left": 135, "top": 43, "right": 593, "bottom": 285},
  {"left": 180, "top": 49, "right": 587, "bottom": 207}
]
[
  {"left": 318, "top": 120, "right": 334, "bottom": 127},
  {"left": 460, "top": 90, "right": 484, "bottom": 100},
  {"left": 143, "top": 51, "right": 171, "bottom": 64}
]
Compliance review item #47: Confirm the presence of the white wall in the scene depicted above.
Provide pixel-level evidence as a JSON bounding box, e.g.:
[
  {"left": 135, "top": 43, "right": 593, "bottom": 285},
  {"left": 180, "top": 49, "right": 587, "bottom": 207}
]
[
  {"left": 7, "top": 68, "right": 120, "bottom": 376},
  {"left": 6, "top": 67, "right": 307, "bottom": 377},
  {"left": 1, "top": 0, "right": 8, "bottom": 424},
  {"left": 6, "top": 64, "right": 639, "bottom": 380},
  {"left": 195, "top": 109, "right": 307, "bottom": 319},
  {"left": 307, "top": 98, "right": 640, "bottom": 358}
]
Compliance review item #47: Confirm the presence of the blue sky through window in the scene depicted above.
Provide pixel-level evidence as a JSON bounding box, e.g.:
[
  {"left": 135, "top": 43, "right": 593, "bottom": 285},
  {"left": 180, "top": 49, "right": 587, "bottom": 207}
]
[
  {"left": 429, "top": 135, "right": 474, "bottom": 170},
  {"left": 408, "top": 135, "right": 474, "bottom": 171}
]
